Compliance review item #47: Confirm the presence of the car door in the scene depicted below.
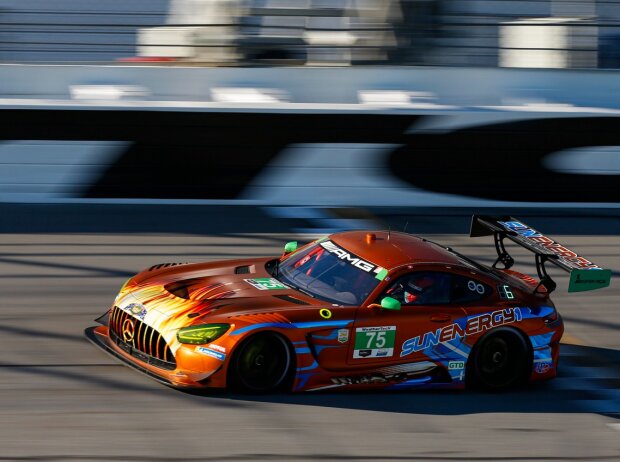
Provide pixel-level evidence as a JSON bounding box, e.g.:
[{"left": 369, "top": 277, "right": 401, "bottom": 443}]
[{"left": 348, "top": 271, "right": 467, "bottom": 366}]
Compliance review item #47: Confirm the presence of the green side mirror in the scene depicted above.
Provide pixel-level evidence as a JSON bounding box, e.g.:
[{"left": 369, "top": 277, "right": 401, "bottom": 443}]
[
  {"left": 381, "top": 297, "right": 401, "bottom": 311},
  {"left": 284, "top": 241, "right": 298, "bottom": 254}
]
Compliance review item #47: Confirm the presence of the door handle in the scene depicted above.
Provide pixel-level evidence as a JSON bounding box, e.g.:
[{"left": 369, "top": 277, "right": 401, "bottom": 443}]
[{"left": 430, "top": 314, "right": 451, "bottom": 323}]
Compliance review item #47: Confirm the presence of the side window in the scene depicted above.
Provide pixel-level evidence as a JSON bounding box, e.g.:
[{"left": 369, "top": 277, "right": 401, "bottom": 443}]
[
  {"left": 383, "top": 272, "right": 451, "bottom": 306},
  {"left": 451, "top": 274, "right": 491, "bottom": 304}
]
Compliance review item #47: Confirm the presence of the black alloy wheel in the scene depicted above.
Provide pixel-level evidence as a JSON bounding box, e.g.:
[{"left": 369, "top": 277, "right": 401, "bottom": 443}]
[
  {"left": 468, "top": 328, "right": 530, "bottom": 391},
  {"left": 230, "top": 332, "right": 293, "bottom": 393}
]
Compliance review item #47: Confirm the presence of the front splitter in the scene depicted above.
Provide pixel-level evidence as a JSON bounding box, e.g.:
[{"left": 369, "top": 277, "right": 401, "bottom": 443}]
[{"left": 85, "top": 326, "right": 181, "bottom": 388}]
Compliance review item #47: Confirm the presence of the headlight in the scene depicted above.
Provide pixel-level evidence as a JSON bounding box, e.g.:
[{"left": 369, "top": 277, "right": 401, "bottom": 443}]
[{"left": 177, "top": 324, "right": 230, "bottom": 345}]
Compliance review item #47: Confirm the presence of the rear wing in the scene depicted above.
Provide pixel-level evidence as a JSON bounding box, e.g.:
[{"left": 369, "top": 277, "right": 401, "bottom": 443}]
[{"left": 470, "top": 215, "right": 611, "bottom": 293}]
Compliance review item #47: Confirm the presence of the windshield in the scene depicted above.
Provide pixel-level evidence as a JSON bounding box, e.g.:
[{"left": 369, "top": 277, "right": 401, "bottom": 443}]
[{"left": 275, "top": 240, "right": 383, "bottom": 305}]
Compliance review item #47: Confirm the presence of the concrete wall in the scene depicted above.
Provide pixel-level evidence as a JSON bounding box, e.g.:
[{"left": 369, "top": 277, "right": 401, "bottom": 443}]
[
  {"left": 1, "top": 107, "right": 620, "bottom": 209},
  {"left": 1, "top": 64, "right": 620, "bottom": 210},
  {"left": 2, "top": 64, "right": 620, "bottom": 108}
]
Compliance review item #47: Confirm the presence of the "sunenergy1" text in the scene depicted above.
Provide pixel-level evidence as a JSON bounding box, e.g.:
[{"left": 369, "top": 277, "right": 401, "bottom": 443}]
[{"left": 400, "top": 308, "right": 523, "bottom": 357}]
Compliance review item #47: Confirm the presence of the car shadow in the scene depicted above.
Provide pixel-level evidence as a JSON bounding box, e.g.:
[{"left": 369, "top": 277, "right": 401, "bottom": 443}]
[{"left": 185, "top": 344, "right": 620, "bottom": 418}]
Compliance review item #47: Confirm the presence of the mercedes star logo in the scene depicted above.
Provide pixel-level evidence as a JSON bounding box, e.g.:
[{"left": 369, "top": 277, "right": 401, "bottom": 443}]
[{"left": 122, "top": 318, "right": 136, "bottom": 343}]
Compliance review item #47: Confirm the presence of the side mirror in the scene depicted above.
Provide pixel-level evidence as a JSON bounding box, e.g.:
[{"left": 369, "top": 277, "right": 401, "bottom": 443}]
[
  {"left": 284, "top": 241, "right": 298, "bottom": 254},
  {"left": 380, "top": 297, "right": 401, "bottom": 311}
]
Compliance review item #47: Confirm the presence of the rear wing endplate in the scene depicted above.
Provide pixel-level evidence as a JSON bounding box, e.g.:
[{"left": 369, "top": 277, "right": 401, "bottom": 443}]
[{"left": 470, "top": 215, "right": 611, "bottom": 293}]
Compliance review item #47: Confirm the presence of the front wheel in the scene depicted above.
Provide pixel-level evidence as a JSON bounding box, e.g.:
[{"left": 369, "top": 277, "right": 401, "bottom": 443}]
[
  {"left": 229, "top": 332, "right": 293, "bottom": 393},
  {"left": 467, "top": 328, "right": 530, "bottom": 391}
]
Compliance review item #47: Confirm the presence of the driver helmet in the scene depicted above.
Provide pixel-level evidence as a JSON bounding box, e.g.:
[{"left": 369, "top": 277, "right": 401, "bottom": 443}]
[{"left": 404, "top": 276, "right": 435, "bottom": 303}]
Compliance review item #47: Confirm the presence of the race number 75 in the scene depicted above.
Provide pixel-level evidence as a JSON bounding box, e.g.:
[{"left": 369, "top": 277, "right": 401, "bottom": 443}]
[
  {"left": 354, "top": 327, "right": 396, "bottom": 350},
  {"left": 364, "top": 331, "right": 387, "bottom": 348}
]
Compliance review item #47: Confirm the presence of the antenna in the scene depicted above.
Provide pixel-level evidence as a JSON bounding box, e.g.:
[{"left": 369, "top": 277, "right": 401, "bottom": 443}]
[
  {"left": 403, "top": 221, "right": 409, "bottom": 233},
  {"left": 388, "top": 225, "right": 391, "bottom": 241}
]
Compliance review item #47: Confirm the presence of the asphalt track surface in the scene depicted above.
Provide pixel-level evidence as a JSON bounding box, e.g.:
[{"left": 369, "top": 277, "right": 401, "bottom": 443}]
[{"left": 2, "top": 231, "right": 620, "bottom": 461}]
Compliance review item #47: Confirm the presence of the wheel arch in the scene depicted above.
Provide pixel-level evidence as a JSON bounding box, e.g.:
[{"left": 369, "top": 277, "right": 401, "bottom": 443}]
[
  {"left": 465, "top": 326, "right": 533, "bottom": 388},
  {"left": 226, "top": 329, "right": 297, "bottom": 392}
]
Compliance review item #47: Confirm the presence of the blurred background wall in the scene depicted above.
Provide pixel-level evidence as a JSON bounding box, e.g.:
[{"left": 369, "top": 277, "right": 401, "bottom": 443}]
[{"left": 1, "top": 0, "right": 620, "bottom": 229}]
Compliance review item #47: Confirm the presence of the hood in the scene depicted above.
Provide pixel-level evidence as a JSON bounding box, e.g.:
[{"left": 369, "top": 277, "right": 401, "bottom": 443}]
[{"left": 115, "top": 257, "right": 325, "bottom": 336}]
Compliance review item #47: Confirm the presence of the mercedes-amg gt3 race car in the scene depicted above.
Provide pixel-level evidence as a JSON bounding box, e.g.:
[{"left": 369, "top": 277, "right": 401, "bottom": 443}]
[{"left": 87, "top": 216, "right": 611, "bottom": 392}]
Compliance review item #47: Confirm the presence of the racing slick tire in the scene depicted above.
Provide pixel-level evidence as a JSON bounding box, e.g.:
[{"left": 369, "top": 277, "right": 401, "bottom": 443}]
[
  {"left": 229, "top": 332, "right": 294, "bottom": 393},
  {"left": 467, "top": 327, "right": 531, "bottom": 391}
]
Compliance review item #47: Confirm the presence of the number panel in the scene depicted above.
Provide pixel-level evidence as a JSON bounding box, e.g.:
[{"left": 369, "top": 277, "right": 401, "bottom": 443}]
[{"left": 352, "top": 326, "right": 396, "bottom": 359}]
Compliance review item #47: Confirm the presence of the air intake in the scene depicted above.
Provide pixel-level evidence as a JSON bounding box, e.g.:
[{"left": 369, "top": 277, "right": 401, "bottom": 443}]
[
  {"left": 272, "top": 294, "right": 309, "bottom": 305},
  {"left": 148, "top": 262, "right": 187, "bottom": 272}
]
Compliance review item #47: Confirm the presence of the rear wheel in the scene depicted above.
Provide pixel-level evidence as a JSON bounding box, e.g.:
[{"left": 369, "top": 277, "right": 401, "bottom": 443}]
[
  {"left": 230, "top": 332, "right": 293, "bottom": 393},
  {"left": 468, "top": 328, "right": 530, "bottom": 391}
]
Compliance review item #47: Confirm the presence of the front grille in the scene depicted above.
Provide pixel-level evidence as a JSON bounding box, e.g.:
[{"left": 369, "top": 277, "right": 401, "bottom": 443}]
[{"left": 109, "top": 306, "right": 176, "bottom": 370}]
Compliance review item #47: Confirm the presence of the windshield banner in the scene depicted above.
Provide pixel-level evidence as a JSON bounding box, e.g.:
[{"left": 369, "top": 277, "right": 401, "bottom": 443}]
[{"left": 320, "top": 240, "right": 386, "bottom": 278}]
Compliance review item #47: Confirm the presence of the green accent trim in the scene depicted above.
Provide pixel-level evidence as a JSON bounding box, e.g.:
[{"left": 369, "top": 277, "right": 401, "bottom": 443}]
[
  {"left": 319, "top": 308, "right": 332, "bottom": 319},
  {"left": 568, "top": 269, "right": 612, "bottom": 293},
  {"left": 177, "top": 323, "right": 230, "bottom": 345},
  {"left": 284, "top": 241, "right": 298, "bottom": 253},
  {"left": 375, "top": 268, "right": 388, "bottom": 281},
  {"left": 381, "top": 297, "right": 401, "bottom": 311}
]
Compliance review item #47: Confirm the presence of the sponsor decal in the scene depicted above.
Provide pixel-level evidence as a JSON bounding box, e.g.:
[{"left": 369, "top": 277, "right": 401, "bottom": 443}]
[
  {"left": 448, "top": 361, "right": 465, "bottom": 370},
  {"left": 332, "top": 374, "right": 388, "bottom": 385},
  {"left": 208, "top": 344, "right": 226, "bottom": 353},
  {"left": 353, "top": 326, "right": 396, "bottom": 359},
  {"left": 534, "top": 361, "right": 553, "bottom": 374},
  {"left": 331, "top": 363, "right": 436, "bottom": 386},
  {"left": 320, "top": 241, "right": 385, "bottom": 277},
  {"left": 244, "top": 278, "right": 289, "bottom": 291},
  {"left": 499, "top": 221, "right": 600, "bottom": 269},
  {"left": 401, "top": 308, "right": 523, "bottom": 357},
  {"left": 319, "top": 308, "right": 332, "bottom": 319},
  {"left": 122, "top": 302, "right": 147, "bottom": 320},
  {"left": 195, "top": 346, "right": 226, "bottom": 361},
  {"left": 467, "top": 280, "right": 485, "bottom": 294},
  {"left": 375, "top": 349, "right": 389, "bottom": 357},
  {"left": 337, "top": 328, "right": 349, "bottom": 344}
]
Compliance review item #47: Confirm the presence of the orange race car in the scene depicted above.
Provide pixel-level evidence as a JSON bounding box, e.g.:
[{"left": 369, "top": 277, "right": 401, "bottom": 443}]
[{"left": 86, "top": 216, "right": 611, "bottom": 392}]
